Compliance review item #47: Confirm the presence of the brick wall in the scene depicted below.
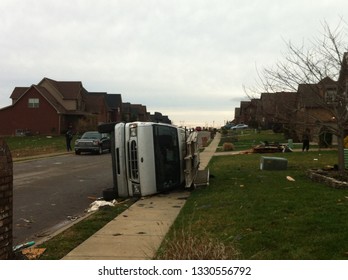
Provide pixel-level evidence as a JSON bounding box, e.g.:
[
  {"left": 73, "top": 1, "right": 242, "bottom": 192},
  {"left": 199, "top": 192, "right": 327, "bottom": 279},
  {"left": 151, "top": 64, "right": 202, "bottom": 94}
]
[{"left": 0, "top": 139, "right": 13, "bottom": 259}]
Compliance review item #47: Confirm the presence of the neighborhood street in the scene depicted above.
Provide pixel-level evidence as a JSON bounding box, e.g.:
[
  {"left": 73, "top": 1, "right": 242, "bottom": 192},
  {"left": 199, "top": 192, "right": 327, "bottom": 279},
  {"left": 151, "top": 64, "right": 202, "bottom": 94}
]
[{"left": 13, "top": 153, "right": 113, "bottom": 246}]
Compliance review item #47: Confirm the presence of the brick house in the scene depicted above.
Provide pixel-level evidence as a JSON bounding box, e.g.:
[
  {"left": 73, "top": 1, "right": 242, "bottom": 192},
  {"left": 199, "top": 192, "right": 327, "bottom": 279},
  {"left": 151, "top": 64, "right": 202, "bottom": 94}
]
[
  {"left": 105, "top": 94, "right": 123, "bottom": 123},
  {"left": 234, "top": 92, "right": 297, "bottom": 132},
  {"left": 234, "top": 52, "right": 348, "bottom": 144},
  {"left": 235, "top": 82, "right": 337, "bottom": 143},
  {"left": 0, "top": 77, "right": 175, "bottom": 136},
  {"left": 149, "top": 112, "right": 171, "bottom": 124},
  {"left": 0, "top": 77, "right": 171, "bottom": 136},
  {"left": 235, "top": 101, "right": 254, "bottom": 125},
  {"left": 0, "top": 84, "right": 67, "bottom": 135},
  {"left": 122, "top": 102, "right": 151, "bottom": 122},
  {"left": 294, "top": 77, "right": 338, "bottom": 144},
  {"left": 86, "top": 92, "right": 123, "bottom": 124},
  {"left": 0, "top": 78, "right": 96, "bottom": 135},
  {"left": 258, "top": 91, "right": 297, "bottom": 134}
]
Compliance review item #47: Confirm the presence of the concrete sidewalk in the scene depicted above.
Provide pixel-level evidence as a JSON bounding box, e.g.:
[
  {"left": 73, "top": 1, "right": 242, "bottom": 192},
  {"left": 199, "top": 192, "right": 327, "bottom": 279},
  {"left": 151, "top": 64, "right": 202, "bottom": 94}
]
[{"left": 62, "top": 132, "right": 221, "bottom": 260}]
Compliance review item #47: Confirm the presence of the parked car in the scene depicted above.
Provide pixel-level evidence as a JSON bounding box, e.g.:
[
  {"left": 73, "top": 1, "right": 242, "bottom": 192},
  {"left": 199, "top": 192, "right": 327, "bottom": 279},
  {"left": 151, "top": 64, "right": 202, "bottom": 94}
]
[
  {"left": 223, "top": 123, "right": 235, "bottom": 129},
  {"left": 74, "top": 131, "right": 111, "bottom": 155},
  {"left": 230, "top": 124, "right": 248, "bottom": 130}
]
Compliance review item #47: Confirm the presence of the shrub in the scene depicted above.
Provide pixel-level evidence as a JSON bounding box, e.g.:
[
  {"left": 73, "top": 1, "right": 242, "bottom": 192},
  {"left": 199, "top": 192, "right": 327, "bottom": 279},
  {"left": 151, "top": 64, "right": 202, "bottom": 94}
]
[{"left": 223, "top": 142, "right": 234, "bottom": 151}]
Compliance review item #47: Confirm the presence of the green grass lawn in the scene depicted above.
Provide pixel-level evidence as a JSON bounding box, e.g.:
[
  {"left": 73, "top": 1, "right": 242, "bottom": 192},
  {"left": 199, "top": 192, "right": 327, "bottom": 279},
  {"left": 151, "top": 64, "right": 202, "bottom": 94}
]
[
  {"left": 157, "top": 150, "right": 348, "bottom": 260},
  {"left": 4, "top": 135, "right": 68, "bottom": 158}
]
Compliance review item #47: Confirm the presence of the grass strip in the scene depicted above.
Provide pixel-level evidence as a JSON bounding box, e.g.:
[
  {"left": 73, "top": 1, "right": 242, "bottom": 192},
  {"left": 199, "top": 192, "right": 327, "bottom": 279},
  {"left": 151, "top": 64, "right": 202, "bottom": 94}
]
[{"left": 37, "top": 201, "right": 135, "bottom": 260}]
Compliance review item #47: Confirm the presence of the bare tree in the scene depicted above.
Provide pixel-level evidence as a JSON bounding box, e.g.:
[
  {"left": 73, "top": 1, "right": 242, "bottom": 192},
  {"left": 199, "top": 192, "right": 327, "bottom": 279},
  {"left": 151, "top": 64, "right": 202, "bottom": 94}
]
[{"left": 253, "top": 19, "right": 348, "bottom": 172}]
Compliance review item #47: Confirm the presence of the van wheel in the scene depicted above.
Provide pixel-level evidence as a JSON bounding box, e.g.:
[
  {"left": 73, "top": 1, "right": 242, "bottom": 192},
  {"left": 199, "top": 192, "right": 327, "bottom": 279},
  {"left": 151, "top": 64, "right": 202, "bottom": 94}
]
[{"left": 103, "top": 188, "right": 117, "bottom": 201}]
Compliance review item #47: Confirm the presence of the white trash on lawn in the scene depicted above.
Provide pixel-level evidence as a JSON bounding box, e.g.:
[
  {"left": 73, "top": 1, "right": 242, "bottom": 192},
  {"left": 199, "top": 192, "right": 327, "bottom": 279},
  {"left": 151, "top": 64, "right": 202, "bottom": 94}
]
[{"left": 87, "top": 199, "right": 118, "bottom": 212}]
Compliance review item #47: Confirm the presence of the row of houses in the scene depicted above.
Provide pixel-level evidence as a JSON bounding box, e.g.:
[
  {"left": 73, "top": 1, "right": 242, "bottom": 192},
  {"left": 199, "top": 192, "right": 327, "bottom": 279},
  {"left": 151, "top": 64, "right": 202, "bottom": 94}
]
[
  {"left": 0, "top": 77, "right": 171, "bottom": 136},
  {"left": 233, "top": 53, "right": 348, "bottom": 145}
]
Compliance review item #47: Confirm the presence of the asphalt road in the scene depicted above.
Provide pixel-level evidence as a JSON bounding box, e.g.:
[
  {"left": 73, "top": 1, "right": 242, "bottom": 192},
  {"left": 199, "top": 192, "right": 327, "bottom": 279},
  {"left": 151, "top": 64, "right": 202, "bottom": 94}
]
[{"left": 13, "top": 153, "right": 113, "bottom": 246}]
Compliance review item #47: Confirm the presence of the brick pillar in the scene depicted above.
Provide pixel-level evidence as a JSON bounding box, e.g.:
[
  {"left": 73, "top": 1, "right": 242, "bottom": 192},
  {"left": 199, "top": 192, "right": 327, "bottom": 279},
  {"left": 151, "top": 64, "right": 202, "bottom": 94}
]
[{"left": 0, "top": 139, "right": 13, "bottom": 260}]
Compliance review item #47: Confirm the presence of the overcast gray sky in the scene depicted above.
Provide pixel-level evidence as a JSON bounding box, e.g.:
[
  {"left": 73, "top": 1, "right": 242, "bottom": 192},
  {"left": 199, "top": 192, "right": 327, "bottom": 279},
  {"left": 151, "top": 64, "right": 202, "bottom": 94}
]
[{"left": 0, "top": 0, "right": 347, "bottom": 127}]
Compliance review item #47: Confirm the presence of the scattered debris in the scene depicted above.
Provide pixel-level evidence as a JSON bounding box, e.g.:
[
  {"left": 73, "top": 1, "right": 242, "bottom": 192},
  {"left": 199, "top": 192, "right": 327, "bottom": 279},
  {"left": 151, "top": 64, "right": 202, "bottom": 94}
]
[
  {"left": 252, "top": 141, "right": 292, "bottom": 153},
  {"left": 286, "top": 176, "right": 295, "bottom": 182},
  {"left": 13, "top": 241, "right": 35, "bottom": 252},
  {"left": 87, "top": 199, "right": 118, "bottom": 212},
  {"left": 21, "top": 248, "right": 46, "bottom": 260},
  {"left": 88, "top": 196, "right": 99, "bottom": 200},
  {"left": 67, "top": 215, "right": 79, "bottom": 221},
  {"left": 21, "top": 218, "right": 33, "bottom": 223}
]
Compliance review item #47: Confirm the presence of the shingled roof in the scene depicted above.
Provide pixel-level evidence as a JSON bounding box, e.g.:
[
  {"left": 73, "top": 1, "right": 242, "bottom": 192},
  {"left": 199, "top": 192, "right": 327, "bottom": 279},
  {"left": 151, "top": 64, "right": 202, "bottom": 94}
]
[
  {"left": 33, "top": 85, "right": 67, "bottom": 113},
  {"left": 39, "top": 77, "right": 86, "bottom": 100},
  {"left": 10, "top": 87, "right": 30, "bottom": 101}
]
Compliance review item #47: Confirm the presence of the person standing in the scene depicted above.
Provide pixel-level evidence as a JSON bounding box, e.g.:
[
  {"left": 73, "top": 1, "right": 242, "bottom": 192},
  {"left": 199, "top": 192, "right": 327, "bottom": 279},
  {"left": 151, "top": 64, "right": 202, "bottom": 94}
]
[
  {"left": 302, "top": 128, "right": 310, "bottom": 152},
  {"left": 66, "top": 127, "right": 73, "bottom": 151}
]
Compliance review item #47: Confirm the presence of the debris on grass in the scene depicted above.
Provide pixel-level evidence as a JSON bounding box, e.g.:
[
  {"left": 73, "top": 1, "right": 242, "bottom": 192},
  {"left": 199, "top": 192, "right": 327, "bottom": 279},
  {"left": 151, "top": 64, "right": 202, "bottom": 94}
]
[
  {"left": 286, "top": 176, "right": 295, "bottom": 182},
  {"left": 13, "top": 241, "right": 35, "bottom": 252},
  {"left": 87, "top": 199, "right": 118, "bottom": 212},
  {"left": 21, "top": 248, "right": 46, "bottom": 260}
]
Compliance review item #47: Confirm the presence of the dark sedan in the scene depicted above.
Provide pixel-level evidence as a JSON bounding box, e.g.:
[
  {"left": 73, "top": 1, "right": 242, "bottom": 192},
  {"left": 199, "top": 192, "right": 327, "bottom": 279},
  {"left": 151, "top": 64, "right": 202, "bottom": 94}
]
[{"left": 74, "top": 131, "right": 111, "bottom": 155}]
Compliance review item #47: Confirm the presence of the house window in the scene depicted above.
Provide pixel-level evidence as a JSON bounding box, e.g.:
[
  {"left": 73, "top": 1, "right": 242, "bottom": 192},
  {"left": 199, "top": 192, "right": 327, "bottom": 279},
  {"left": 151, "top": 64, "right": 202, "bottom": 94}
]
[
  {"left": 325, "top": 87, "right": 337, "bottom": 103},
  {"left": 28, "top": 98, "right": 39, "bottom": 108}
]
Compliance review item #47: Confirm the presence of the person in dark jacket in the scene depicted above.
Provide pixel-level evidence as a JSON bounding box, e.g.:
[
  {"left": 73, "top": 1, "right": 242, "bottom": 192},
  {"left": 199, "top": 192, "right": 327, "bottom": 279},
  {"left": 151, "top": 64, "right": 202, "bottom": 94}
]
[
  {"left": 302, "top": 128, "right": 310, "bottom": 152},
  {"left": 66, "top": 127, "right": 73, "bottom": 151}
]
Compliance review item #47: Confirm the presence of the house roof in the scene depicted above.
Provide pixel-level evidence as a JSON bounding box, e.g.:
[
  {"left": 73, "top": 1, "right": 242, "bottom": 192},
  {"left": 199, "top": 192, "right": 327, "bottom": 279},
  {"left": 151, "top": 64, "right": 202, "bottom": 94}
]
[
  {"left": 10, "top": 87, "right": 30, "bottom": 100},
  {"left": 8, "top": 85, "right": 67, "bottom": 113},
  {"left": 33, "top": 85, "right": 67, "bottom": 113},
  {"left": 40, "top": 77, "right": 86, "bottom": 100},
  {"left": 318, "top": 76, "right": 336, "bottom": 86}
]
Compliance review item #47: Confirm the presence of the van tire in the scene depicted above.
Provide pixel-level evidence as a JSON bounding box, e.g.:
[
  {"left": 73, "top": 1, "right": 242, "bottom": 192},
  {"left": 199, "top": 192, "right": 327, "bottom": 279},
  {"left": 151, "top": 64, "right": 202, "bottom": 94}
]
[{"left": 103, "top": 188, "right": 117, "bottom": 201}]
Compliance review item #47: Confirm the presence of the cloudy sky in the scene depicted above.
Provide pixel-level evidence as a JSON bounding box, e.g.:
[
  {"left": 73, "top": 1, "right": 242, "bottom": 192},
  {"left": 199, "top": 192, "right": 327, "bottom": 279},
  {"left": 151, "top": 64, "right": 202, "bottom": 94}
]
[{"left": 0, "top": 0, "right": 347, "bottom": 128}]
